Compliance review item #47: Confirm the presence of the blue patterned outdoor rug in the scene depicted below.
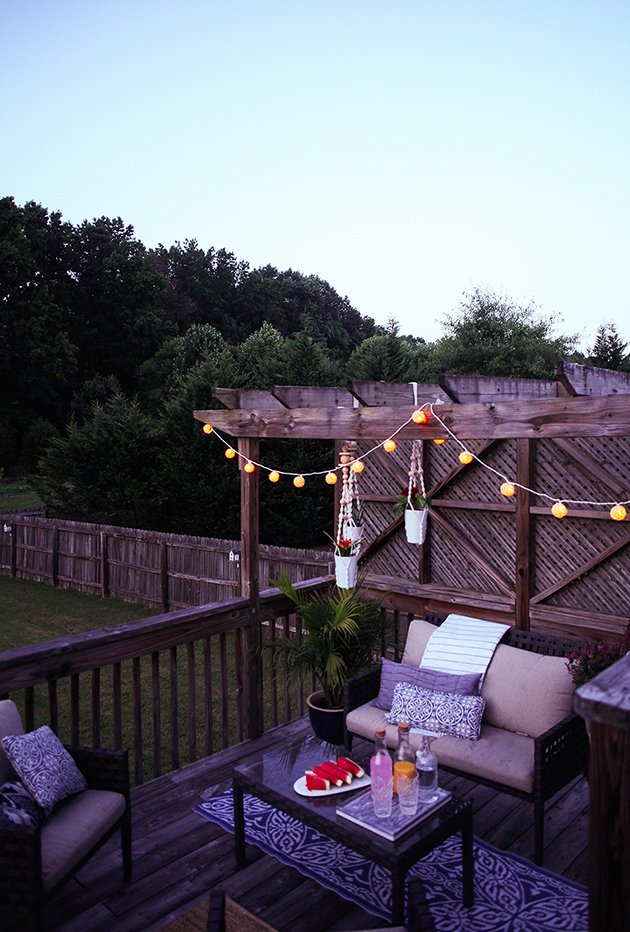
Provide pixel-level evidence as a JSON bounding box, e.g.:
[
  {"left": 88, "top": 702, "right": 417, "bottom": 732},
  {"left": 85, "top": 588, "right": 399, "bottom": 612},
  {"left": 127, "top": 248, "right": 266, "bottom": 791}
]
[{"left": 194, "top": 790, "right": 587, "bottom": 931}]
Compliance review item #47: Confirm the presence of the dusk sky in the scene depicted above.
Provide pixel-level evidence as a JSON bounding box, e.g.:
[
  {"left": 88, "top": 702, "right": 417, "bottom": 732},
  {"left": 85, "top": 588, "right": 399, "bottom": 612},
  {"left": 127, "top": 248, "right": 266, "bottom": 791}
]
[{"left": 2, "top": 0, "right": 628, "bottom": 350}]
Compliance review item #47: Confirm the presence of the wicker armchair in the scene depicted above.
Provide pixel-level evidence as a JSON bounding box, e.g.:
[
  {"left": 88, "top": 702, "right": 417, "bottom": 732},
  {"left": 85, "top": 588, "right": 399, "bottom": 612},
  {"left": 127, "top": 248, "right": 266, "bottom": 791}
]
[
  {"left": 344, "top": 612, "right": 590, "bottom": 865},
  {"left": 0, "top": 699, "right": 132, "bottom": 932}
]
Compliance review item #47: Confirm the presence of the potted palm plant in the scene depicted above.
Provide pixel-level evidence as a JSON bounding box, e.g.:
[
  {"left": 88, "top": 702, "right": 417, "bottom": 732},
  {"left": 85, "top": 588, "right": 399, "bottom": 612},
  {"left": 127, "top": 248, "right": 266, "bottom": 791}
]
[{"left": 266, "top": 572, "right": 393, "bottom": 745}]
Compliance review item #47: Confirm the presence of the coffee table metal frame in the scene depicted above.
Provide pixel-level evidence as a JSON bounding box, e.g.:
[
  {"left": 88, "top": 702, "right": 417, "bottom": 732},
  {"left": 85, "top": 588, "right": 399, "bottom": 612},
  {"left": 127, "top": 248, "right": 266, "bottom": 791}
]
[{"left": 232, "top": 737, "right": 474, "bottom": 925}]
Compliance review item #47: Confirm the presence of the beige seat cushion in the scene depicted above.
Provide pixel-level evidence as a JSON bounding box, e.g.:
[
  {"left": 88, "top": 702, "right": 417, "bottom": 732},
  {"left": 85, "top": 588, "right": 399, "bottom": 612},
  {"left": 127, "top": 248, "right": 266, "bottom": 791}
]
[
  {"left": 0, "top": 699, "right": 25, "bottom": 784},
  {"left": 41, "top": 788, "right": 126, "bottom": 894},
  {"left": 346, "top": 702, "right": 535, "bottom": 793}
]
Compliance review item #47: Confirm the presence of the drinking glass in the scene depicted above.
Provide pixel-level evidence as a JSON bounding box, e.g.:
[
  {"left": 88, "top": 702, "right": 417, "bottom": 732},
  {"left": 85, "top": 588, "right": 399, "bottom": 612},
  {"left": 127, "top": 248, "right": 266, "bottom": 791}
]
[
  {"left": 397, "top": 770, "right": 419, "bottom": 817},
  {"left": 372, "top": 773, "right": 394, "bottom": 818}
]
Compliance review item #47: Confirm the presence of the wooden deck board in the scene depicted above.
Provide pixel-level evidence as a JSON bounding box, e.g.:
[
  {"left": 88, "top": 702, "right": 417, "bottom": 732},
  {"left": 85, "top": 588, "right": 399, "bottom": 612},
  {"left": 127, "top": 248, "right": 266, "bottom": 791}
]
[{"left": 28, "top": 717, "right": 588, "bottom": 932}]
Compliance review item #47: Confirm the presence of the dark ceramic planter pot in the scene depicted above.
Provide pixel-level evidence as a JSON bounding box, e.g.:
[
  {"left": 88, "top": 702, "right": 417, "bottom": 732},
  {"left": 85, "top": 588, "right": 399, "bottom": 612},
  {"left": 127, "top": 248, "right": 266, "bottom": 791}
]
[{"left": 306, "top": 691, "right": 345, "bottom": 746}]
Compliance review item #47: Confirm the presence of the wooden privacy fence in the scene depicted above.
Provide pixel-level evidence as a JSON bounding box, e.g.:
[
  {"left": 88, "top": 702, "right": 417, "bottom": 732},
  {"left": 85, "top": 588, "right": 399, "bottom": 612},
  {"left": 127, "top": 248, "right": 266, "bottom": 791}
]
[
  {"left": 0, "top": 578, "right": 406, "bottom": 786},
  {"left": 0, "top": 516, "right": 333, "bottom": 610}
]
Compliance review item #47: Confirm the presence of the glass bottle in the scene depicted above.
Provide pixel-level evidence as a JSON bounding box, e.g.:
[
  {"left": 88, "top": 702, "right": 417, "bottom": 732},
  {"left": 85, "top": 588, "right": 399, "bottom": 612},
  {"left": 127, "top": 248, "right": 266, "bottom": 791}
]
[
  {"left": 393, "top": 722, "right": 415, "bottom": 793},
  {"left": 370, "top": 726, "right": 393, "bottom": 818},
  {"left": 416, "top": 734, "right": 439, "bottom": 802}
]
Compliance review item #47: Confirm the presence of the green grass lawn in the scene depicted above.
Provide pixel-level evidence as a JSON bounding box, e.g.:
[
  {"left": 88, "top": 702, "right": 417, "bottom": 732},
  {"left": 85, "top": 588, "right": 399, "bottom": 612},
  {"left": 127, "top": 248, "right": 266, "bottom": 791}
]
[
  {"left": 0, "top": 479, "right": 45, "bottom": 512},
  {"left": 0, "top": 575, "right": 294, "bottom": 781}
]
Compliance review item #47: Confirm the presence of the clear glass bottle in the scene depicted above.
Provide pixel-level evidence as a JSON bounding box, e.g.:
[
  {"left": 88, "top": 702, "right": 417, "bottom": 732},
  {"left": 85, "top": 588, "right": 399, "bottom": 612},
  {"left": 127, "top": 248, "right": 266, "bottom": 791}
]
[
  {"left": 393, "top": 722, "right": 415, "bottom": 793},
  {"left": 416, "top": 734, "right": 439, "bottom": 802},
  {"left": 370, "top": 726, "right": 393, "bottom": 818}
]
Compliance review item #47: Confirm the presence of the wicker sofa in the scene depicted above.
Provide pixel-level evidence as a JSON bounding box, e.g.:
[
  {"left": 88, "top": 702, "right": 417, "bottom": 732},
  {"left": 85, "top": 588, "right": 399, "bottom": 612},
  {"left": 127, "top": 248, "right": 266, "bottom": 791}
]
[{"left": 344, "top": 613, "right": 590, "bottom": 865}]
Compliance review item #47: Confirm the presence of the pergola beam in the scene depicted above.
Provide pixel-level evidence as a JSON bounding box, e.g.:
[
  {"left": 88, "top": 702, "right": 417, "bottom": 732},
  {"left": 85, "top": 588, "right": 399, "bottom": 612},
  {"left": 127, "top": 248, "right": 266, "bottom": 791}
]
[{"left": 195, "top": 393, "right": 630, "bottom": 441}]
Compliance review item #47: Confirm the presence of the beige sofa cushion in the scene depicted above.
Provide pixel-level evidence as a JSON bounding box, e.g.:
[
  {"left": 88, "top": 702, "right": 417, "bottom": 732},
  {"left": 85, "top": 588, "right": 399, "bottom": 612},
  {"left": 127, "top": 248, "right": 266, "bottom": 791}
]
[
  {"left": 480, "top": 644, "right": 575, "bottom": 738},
  {"left": 346, "top": 702, "right": 535, "bottom": 793},
  {"left": 401, "top": 620, "right": 438, "bottom": 666},
  {"left": 41, "top": 788, "right": 126, "bottom": 894},
  {"left": 0, "top": 699, "right": 25, "bottom": 785}
]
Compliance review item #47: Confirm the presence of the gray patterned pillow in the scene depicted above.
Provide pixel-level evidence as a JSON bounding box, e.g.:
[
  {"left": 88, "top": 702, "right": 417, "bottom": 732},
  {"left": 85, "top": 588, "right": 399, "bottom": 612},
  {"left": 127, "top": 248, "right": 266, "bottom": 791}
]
[
  {"left": 374, "top": 658, "right": 481, "bottom": 710},
  {"left": 1, "top": 725, "right": 87, "bottom": 810},
  {"left": 386, "top": 681, "right": 486, "bottom": 741},
  {"left": 0, "top": 779, "right": 47, "bottom": 828}
]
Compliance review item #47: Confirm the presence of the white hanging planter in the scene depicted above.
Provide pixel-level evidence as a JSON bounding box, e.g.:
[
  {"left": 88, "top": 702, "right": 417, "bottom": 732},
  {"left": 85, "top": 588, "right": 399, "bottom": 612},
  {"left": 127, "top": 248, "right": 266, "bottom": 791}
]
[
  {"left": 335, "top": 553, "right": 358, "bottom": 588},
  {"left": 345, "top": 524, "right": 364, "bottom": 543},
  {"left": 405, "top": 508, "right": 428, "bottom": 544}
]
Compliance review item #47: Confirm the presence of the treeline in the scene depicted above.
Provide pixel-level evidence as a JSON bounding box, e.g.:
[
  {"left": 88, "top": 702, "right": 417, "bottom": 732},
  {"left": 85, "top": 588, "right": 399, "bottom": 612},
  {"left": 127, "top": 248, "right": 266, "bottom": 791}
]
[{"left": 1, "top": 195, "right": 628, "bottom": 546}]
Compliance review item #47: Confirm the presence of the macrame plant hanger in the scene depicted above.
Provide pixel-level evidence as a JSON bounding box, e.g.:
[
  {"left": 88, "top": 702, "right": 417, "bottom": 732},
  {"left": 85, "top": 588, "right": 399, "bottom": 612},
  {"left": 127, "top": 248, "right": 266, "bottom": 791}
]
[
  {"left": 337, "top": 441, "right": 363, "bottom": 547},
  {"left": 405, "top": 439, "right": 429, "bottom": 544},
  {"left": 408, "top": 440, "right": 426, "bottom": 507}
]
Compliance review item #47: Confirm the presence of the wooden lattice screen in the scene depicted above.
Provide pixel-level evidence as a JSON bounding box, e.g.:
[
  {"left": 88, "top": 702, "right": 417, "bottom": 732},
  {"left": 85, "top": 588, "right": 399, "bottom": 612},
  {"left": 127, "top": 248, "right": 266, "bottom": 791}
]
[{"left": 200, "top": 362, "right": 630, "bottom": 644}]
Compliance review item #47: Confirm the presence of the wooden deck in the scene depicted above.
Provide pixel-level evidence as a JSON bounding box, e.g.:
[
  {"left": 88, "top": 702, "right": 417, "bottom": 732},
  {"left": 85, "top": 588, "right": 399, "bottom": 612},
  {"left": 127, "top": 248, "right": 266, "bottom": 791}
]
[{"left": 39, "top": 717, "right": 589, "bottom": 932}]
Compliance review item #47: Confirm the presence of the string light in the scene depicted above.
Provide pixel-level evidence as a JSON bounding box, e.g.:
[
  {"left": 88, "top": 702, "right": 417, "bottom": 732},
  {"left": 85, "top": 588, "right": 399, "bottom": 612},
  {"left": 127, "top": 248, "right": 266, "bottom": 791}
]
[
  {"left": 433, "top": 438, "right": 446, "bottom": 445},
  {"left": 269, "top": 471, "right": 280, "bottom": 483},
  {"left": 199, "top": 399, "right": 630, "bottom": 519}
]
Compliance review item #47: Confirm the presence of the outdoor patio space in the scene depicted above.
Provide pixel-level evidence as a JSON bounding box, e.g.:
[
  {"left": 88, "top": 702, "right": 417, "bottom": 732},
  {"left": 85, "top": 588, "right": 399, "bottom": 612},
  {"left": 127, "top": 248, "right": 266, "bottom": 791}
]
[{"left": 33, "top": 715, "right": 588, "bottom": 932}]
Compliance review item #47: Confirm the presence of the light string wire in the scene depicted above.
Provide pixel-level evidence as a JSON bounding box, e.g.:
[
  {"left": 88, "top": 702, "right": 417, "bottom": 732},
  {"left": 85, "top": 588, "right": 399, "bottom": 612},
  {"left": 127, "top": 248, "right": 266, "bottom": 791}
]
[{"left": 203, "top": 401, "right": 630, "bottom": 511}]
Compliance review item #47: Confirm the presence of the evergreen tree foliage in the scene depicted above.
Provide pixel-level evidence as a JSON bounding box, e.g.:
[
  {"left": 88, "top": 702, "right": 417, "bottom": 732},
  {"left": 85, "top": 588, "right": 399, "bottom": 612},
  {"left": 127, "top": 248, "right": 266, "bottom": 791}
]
[{"left": 588, "top": 323, "right": 629, "bottom": 371}]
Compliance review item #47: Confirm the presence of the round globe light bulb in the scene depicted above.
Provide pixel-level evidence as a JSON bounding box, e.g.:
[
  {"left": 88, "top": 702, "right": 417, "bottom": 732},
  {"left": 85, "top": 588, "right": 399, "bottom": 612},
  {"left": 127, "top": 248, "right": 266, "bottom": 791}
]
[
  {"left": 610, "top": 504, "right": 627, "bottom": 521},
  {"left": 412, "top": 409, "right": 428, "bottom": 424},
  {"left": 500, "top": 482, "right": 516, "bottom": 498},
  {"left": 433, "top": 438, "right": 446, "bottom": 445},
  {"left": 459, "top": 451, "right": 473, "bottom": 465},
  {"left": 202, "top": 423, "right": 213, "bottom": 434},
  {"left": 383, "top": 439, "right": 397, "bottom": 453},
  {"left": 269, "top": 471, "right": 280, "bottom": 483},
  {"left": 244, "top": 461, "right": 255, "bottom": 474},
  {"left": 325, "top": 472, "right": 337, "bottom": 485},
  {"left": 225, "top": 448, "right": 236, "bottom": 459},
  {"left": 552, "top": 501, "right": 568, "bottom": 519},
  {"left": 351, "top": 460, "right": 365, "bottom": 473},
  {"left": 293, "top": 475, "right": 305, "bottom": 488}
]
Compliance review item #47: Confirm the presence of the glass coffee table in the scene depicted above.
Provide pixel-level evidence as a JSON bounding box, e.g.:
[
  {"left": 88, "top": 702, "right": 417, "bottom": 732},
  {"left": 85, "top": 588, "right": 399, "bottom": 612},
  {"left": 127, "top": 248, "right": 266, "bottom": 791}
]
[{"left": 233, "top": 735, "right": 473, "bottom": 925}]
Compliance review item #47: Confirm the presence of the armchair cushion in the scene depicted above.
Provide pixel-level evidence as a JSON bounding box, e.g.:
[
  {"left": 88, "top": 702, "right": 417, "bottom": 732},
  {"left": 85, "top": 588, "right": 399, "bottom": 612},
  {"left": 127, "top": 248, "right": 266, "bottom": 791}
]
[
  {"left": 41, "top": 788, "right": 126, "bottom": 894},
  {"left": 2, "top": 725, "right": 87, "bottom": 811}
]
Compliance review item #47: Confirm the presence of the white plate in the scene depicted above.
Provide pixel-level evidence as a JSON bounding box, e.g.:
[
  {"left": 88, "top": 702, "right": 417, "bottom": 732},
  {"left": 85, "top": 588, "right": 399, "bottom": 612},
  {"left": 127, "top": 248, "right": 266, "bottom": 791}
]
[{"left": 294, "top": 771, "right": 371, "bottom": 797}]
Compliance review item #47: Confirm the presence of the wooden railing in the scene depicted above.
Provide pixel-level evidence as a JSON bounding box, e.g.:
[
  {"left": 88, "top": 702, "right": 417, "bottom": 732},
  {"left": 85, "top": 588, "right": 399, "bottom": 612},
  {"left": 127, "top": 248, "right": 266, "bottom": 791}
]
[{"left": 0, "top": 577, "right": 336, "bottom": 785}]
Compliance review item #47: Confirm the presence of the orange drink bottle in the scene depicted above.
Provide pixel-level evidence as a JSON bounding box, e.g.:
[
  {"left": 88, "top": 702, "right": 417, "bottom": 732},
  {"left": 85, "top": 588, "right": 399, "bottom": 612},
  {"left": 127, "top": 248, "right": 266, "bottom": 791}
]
[{"left": 393, "top": 722, "right": 415, "bottom": 793}]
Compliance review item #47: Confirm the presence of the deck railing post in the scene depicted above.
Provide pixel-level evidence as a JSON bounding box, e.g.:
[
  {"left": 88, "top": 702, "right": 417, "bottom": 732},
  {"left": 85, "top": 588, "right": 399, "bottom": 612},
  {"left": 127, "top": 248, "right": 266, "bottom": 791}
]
[{"left": 574, "top": 653, "right": 630, "bottom": 932}]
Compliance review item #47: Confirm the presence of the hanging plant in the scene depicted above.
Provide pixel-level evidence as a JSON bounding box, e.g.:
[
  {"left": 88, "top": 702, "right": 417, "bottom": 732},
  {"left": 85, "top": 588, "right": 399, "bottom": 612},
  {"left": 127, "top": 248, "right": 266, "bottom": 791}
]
[{"left": 393, "top": 486, "right": 431, "bottom": 518}]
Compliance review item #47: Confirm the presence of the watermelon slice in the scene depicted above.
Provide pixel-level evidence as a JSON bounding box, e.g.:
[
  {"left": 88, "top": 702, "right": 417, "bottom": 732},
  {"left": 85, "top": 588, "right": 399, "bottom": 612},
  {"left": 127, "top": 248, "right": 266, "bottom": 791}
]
[
  {"left": 313, "top": 764, "right": 343, "bottom": 786},
  {"left": 322, "top": 760, "right": 353, "bottom": 784},
  {"left": 305, "top": 770, "right": 331, "bottom": 791},
  {"left": 337, "top": 757, "right": 365, "bottom": 779}
]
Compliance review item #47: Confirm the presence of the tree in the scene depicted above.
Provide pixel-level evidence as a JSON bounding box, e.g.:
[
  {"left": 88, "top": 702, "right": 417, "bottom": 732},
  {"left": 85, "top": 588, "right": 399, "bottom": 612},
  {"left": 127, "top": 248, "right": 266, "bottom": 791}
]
[
  {"left": 346, "top": 317, "right": 420, "bottom": 381},
  {"left": 431, "top": 287, "right": 581, "bottom": 379},
  {"left": 0, "top": 197, "right": 77, "bottom": 465},
  {"left": 588, "top": 323, "right": 629, "bottom": 371}
]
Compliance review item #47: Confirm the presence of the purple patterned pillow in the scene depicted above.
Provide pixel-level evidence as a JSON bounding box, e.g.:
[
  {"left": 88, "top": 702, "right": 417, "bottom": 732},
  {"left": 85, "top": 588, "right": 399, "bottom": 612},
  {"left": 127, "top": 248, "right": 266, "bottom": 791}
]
[
  {"left": 1, "top": 726, "right": 87, "bottom": 810},
  {"left": 386, "top": 681, "right": 486, "bottom": 741},
  {"left": 374, "top": 658, "right": 481, "bottom": 710}
]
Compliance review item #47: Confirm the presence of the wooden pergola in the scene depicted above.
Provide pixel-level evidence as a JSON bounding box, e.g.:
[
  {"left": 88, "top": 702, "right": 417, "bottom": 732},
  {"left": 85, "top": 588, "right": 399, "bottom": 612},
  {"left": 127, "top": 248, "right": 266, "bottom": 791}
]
[{"left": 195, "top": 361, "right": 630, "bottom": 932}]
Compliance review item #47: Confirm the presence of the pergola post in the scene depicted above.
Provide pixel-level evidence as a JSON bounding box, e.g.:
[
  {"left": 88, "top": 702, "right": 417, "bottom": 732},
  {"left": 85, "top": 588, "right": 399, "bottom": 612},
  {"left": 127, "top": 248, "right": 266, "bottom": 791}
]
[
  {"left": 239, "top": 437, "right": 263, "bottom": 739},
  {"left": 515, "top": 438, "right": 536, "bottom": 630}
]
